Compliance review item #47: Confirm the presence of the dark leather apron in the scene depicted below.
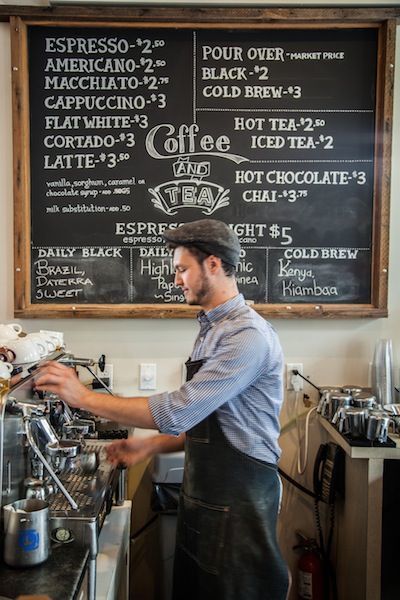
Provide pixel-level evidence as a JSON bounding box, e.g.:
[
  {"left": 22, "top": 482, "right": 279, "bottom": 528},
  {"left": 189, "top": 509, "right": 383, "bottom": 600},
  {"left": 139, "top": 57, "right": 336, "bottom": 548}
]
[{"left": 172, "top": 358, "right": 289, "bottom": 600}]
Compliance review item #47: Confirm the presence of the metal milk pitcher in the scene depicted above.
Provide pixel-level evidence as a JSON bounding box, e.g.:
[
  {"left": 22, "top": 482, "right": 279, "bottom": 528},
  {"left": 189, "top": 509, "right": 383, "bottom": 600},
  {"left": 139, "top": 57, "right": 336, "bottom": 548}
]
[
  {"left": 365, "top": 411, "right": 391, "bottom": 444},
  {"left": 3, "top": 498, "right": 50, "bottom": 567}
]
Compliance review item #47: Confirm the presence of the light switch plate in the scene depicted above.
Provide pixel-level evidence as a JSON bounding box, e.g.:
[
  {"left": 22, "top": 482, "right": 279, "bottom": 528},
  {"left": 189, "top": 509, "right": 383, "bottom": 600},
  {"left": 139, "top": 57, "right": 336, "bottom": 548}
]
[{"left": 139, "top": 363, "right": 157, "bottom": 390}]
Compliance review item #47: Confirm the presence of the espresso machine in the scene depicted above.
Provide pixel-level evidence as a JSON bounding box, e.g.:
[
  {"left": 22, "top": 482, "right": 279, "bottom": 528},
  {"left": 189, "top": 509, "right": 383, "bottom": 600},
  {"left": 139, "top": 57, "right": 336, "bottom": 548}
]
[{"left": 0, "top": 351, "right": 126, "bottom": 600}]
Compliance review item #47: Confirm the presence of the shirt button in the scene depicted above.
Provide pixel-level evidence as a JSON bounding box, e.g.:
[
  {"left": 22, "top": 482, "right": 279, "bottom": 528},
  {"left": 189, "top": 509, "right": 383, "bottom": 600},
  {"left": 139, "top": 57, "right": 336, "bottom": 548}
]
[{"left": 200, "top": 337, "right": 204, "bottom": 342}]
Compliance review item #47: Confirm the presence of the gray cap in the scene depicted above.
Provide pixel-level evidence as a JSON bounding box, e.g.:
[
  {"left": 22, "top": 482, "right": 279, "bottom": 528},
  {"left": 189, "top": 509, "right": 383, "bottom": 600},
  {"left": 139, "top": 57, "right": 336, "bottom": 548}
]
[{"left": 163, "top": 219, "right": 241, "bottom": 267}]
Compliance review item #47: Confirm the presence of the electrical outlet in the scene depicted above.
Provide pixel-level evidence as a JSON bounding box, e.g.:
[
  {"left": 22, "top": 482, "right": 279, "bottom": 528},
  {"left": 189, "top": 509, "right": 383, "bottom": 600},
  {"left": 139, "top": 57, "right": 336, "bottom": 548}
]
[
  {"left": 139, "top": 363, "right": 157, "bottom": 390},
  {"left": 102, "top": 363, "right": 113, "bottom": 390},
  {"left": 93, "top": 363, "right": 113, "bottom": 390},
  {"left": 286, "top": 363, "right": 303, "bottom": 390}
]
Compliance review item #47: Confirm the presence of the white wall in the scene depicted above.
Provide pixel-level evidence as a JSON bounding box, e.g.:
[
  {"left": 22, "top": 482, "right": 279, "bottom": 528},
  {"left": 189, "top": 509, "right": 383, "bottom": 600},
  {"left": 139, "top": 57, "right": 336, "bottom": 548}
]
[{"left": 0, "top": 4, "right": 399, "bottom": 591}]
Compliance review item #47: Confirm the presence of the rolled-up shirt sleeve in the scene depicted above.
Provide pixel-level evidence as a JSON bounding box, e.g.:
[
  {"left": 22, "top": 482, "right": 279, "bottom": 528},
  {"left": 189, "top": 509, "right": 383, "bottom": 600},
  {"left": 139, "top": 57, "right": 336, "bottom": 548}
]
[{"left": 148, "top": 325, "right": 269, "bottom": 434}]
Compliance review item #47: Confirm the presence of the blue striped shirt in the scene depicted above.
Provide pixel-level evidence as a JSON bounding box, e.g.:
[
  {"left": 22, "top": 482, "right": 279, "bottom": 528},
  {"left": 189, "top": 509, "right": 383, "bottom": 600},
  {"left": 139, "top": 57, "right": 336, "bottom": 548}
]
[{"left": 148, "top": 294, "right": 284, "bottom": 463}]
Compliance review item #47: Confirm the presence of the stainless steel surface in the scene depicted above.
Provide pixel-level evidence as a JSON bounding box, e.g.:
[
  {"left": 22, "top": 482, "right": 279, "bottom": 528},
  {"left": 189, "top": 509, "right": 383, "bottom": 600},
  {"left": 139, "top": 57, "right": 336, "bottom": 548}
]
[
  {"left": 24, "top": 414, "right": 78, "bottom": 510},
  {"left": 352, "top": 392, "right": 377, "bottom": 410},
  {"left": 330, "top": 393, "right": 353, "bottom": 423},
  {"left": 343, "top": 407, "right": 368, "bottom": 438},
  {"left": 115, "top": 467, "right": 126, "bottom": 506},
  {"left": 3, "top": 498, "right": 50, "bottom": 567},
  {"left": 372, "top": 338, "right": 394, "bottom": 405},
  {"left": 383, "top": 404, "right": 400, "bottom": 416},
  {"left": 46, "top": 439, "right": 81, "bottom": 458},
  {"left": 317, "top": 387, "right": 343, "bottom": 419},
  {"left": 88, "top": 557, "right": 97, "bottom": 600},
  {"left": 63, "top": 422, "right": 91, "bottom": 438},
  {"left": 31, "top": 413, "right": 59, "bottom": 445},
  {"left": 25, "top": 477, "right": 55, "bottom": 501},
  {"left": 1, "top": 414, "right": 26, "bottom": 506},
  {"left": 59, "top": 355, "right": 95, "bottom": 367},
  {"left": 341, "top": 386, "right": 363, "bottom": 395},
  {"left": 76, "top": 451, "right": 100, "bottom": 475},
  {"left": 366, "top": 410, "right": 391, "bottom": 443},
  {"left": 332, "top": 406, "right": 346, "bottom": 430}
]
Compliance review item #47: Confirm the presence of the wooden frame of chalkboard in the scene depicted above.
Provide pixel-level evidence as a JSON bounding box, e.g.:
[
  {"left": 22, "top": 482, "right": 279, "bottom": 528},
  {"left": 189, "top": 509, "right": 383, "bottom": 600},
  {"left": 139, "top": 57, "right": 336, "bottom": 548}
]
[{"left": 10, "top": 9, "right": 395, "bottom": 319}]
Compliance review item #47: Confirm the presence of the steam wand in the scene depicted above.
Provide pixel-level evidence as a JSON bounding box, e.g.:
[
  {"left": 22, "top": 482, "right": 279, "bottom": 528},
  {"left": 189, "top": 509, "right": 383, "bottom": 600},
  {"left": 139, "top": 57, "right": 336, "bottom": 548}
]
[
  {"left": 59, "top": 355, "right": 114, "bottom": 395},
  {"left": 22, "top": 405, "right": 78, "bottom": 510},
  {"left": 84, "top": 366, "right": 113, "bottom": 395}
]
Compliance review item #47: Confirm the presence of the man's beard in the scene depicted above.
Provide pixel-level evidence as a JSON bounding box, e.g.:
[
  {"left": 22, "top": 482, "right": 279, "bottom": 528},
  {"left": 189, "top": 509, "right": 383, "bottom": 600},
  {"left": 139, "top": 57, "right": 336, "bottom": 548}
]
[{"left": 186, "top": 268, "right": 212, "bottom": 306}]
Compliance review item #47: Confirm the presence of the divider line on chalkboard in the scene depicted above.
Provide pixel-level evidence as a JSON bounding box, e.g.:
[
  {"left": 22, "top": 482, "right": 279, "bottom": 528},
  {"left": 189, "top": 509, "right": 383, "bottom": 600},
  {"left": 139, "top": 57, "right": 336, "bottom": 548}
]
[
  {"left": 248, "top": 159, "right": 373, "bottom": 163},
  {"left": 193, "top": 31, "right": 197, "bottom": 124},
  {"left": 31, "top": 246, "right": 372, "bottom": 251},
  {"left": 129, "top": 248, "right": 134, "bottom": 304},
  {"left": 196, "top": 108, "right": 374, "bottom": 113}
]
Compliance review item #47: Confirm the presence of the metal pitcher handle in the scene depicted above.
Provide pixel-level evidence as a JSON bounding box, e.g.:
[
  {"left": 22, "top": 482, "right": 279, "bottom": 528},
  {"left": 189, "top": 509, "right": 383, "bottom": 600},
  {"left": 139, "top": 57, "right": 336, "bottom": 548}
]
[{"left": 332, "top": 407, "right": 346, "bottom": 432}]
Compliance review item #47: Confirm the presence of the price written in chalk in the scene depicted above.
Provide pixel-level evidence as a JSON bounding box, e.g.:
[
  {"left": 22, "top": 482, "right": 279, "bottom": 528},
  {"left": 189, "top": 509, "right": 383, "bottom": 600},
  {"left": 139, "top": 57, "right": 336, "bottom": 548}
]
[
  {"left": 98, "top": 153, "right": 131, "bottom": 168},
  {"left": 135, "top": 38, "right": 166, "bottom": 53},
  {"left": 281, "top": 190, "right": 308, "bottom": 201},
  {"left": 351, "top": 171, "right": 367, "bottom": 184},
  {"left": 269, "top": 224, "right": 293, "bottom": 245},
  {"left": 132, "top": 114, "right": 149, "bottom": 129},
  {"left": 140, "top": 57, "right": 167, "bottom": 72}
]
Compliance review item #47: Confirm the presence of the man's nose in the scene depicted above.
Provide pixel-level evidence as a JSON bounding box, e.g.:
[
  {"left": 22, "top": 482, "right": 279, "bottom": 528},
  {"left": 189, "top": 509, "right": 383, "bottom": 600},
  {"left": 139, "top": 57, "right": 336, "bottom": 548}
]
[{"left": 174, "top": 272, "right": 182, "bottom": 286}]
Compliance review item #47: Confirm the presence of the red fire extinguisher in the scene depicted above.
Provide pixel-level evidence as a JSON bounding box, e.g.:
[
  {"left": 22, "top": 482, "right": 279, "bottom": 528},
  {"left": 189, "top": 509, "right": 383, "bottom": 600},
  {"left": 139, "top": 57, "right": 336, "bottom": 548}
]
[{"left": 294, "top": 539, "right": 324, "bottom": 600}]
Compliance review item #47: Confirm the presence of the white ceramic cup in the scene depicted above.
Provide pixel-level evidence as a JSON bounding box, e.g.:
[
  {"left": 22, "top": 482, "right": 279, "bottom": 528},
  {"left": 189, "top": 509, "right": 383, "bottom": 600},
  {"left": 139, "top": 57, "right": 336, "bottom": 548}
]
[
  {"left": 39, "top": 330, "right": 64, "bottom": 349},
  {"left": 0, "top": 323, "right": 22, "bottom": 341},
  {"left": 6, "top": 338, "right": 46, "bottom": 364},
  {"left": 26, "top": 333, "right": 56, "bottom": 356},
  {"left": 0, "top": 361, "right": 13, "bottom": 379}
]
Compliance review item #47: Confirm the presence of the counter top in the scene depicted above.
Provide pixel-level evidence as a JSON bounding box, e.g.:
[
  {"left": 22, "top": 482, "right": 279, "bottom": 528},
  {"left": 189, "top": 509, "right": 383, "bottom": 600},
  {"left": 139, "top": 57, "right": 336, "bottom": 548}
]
[
  {"left": 320, "top": 416, "right": 400, "bottom": 459},
  {"left": 0, "top": 541, "right": 89, "bottom": 600}
]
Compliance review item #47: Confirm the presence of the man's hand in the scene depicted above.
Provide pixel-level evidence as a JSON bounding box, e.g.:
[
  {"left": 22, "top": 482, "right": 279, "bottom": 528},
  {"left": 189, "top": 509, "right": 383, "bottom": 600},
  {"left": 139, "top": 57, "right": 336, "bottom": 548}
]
[
  {"left": 34, "top": 361, "right": 90, "bottom": 408},
  {"left": 106, "top": 433, "right": 186, "bottom": 467},
  {"left": 106, "top": 437, "right": 154, "bottom": 467}
]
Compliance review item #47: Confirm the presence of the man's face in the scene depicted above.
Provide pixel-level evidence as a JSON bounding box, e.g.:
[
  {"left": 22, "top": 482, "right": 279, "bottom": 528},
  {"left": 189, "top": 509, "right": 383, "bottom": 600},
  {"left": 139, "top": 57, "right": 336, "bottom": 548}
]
[{"left": 173, "top": 247, "right": 212, "bottom": 307}]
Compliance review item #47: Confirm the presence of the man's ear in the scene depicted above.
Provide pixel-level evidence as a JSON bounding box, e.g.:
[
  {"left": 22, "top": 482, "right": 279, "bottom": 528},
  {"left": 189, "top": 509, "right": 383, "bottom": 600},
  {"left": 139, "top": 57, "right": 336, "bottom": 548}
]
[{"left": 206, "top": 255, "right": 222, "bottom": 273}]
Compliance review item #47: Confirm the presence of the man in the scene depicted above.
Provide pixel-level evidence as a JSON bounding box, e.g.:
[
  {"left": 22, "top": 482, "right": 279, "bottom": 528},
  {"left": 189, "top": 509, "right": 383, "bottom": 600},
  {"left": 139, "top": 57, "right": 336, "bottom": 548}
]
[{"left": 35, "top": 219, "right": 289, "bottom": 600}]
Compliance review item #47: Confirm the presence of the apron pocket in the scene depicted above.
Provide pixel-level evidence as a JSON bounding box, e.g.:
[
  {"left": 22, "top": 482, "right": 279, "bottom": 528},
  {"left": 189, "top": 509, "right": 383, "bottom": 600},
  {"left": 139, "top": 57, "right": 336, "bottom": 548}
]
[
  {"left": 177, "top": 492, "right": 230, "bottom": 575},
  {"left": 187, "top": 419, "right": 210, "bottom": 443}
]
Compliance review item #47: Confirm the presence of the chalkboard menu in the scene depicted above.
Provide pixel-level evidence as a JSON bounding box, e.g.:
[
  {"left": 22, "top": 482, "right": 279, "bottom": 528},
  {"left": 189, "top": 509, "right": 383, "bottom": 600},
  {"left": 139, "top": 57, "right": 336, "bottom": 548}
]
[{"left": 11, "top": 13, "right": 394, "bottom": 318}]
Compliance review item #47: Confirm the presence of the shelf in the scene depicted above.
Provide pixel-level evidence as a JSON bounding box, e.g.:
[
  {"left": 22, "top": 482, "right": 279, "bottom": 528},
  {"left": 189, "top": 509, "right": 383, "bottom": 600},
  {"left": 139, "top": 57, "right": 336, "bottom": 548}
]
[{"left": 319, "top": 416, "right": 400, "bottom": 460}]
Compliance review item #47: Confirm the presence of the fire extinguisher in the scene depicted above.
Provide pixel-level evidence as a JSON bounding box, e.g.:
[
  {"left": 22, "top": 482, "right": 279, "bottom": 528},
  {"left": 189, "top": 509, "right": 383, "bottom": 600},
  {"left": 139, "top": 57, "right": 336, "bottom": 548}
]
[{"left": 294, "top": 539, "right": 324, "bottom": 600}]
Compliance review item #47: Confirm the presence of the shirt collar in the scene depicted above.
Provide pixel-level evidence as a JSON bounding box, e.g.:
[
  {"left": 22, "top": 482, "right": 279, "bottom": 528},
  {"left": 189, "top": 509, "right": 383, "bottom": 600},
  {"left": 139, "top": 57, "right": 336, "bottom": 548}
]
[{"left": 197, "top": 293, "right": 245, "bottom": 326}]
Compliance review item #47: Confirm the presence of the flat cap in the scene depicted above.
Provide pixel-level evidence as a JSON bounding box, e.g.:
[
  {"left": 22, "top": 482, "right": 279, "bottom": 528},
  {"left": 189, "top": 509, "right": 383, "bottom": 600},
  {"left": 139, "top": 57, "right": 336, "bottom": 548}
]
[{"left": 163, "top": 219, "right": 241, "bottom": 267}]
